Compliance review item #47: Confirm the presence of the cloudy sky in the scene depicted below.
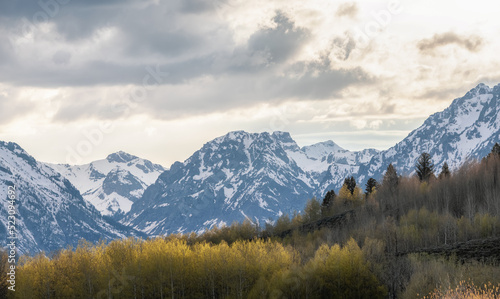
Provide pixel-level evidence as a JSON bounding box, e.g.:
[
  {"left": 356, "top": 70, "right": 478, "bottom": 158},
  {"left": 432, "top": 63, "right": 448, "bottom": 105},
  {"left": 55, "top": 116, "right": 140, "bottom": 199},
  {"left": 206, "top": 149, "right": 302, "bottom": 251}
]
[{"left": 1, "top": 0, "right": 499, "bottom": 166}]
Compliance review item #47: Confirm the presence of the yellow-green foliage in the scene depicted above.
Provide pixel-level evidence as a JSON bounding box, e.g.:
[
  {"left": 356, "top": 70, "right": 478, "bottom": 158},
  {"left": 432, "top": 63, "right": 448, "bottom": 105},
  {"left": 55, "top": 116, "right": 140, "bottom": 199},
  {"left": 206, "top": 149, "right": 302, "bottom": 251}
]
[
  {"left": 397, "top": 208, "right": 500, "bottom": 251},
  {"left": 1, "top": 249, "right": 14, "bottom": 298},
  {"left": 17, "top": 238, "right": 296, "bottom": 299},
  {"left": 270, "top": 238, "right": 387, "bottom": 299},
  {"left": 337, "top": 185, "right": 364, "bottom": 206},
  {"left": 303, "top": 198, "right": 322, "bottom": 223},
  {"left": 16, "top": 237, "right": 388, "bottom": 299}
]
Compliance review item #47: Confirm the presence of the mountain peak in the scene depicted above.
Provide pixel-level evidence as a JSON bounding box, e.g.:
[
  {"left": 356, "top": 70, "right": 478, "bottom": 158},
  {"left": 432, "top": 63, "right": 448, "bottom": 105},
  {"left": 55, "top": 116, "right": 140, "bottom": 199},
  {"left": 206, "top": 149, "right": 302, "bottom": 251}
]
[
  {"left": 226, "top": 130, "right": 249, "bottom": 138},
  {"left": 272, "top": 131, "right": 292, "bottom": 139},
  {"left": 106, "top": 151, "right": 138, "bottom": 163},
  {"left": 212, "top": 131, "right": 297, "bottom": 148},
  {"left": 211, "top": 130, "right": 252, "bottom": 144},
  {"left": 0, "top": 140, "right": 38, "bottom": 167},
  {"left": 463, "top": 83, "right": 492, "bottom": 99},
  {"left": 0, "top": 142, "right": 140, "bottom": 254},
  {"left": 313, "top": 140, "right": 343, "bottom": 149},
  {"left": 302, "top": 140, "right": 345, "bottom": 160}
]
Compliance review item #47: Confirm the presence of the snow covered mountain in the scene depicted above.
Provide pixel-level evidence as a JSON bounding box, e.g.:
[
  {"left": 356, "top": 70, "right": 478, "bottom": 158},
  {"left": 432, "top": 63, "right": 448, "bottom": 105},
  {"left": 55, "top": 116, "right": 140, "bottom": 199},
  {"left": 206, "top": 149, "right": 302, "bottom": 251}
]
[
  {"left": 49, "top": 152, "right": 165, "bottom": 219},
  {"left": 3, "top": 83, "right": 499, "bottom": 243},
  {"left": 123, "top": 131, "right": 379, "bottom": 235},
  {"left": 285, "top": 140, "right": 379, "bottom": 195},
  {"left": 123, "top": 131, "right": 316, "bottom": 234},
  {"left": 357, "top": 83, "right": 500, "bottom": 182},
  {"left": 0, "top": 142, "right": 142, "bottom": 254},
  {"left": 125, "top": 83, "right": 500, "bottom": 235}
]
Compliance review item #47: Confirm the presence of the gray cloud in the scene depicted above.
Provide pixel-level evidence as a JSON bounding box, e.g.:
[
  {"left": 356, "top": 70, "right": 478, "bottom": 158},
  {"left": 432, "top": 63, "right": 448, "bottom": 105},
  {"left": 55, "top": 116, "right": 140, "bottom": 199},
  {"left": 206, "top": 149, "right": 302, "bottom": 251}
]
[
  {"left": 0, "top": 42, "right": 12, "bottom": 66},
  {"left": 0, "top": 1, "right": 221, "bottom": 87},
  {"left": 0, "top": 0, "right": 135, "bottom": 18},
  {"left": 52, "top": 50, "right": 71, "bottom": 65},
  {"left": 336, "top": 2, "right": 359, "bottom": 18},
  {"left": 418, "top": 32, "right": 484, "bottom": 53},
  {"left": 0, "top": 10, "right": 310, "bottom": 88},
  {"left": 271, "top": 59, "right": 374, "bottom": 100},
  {"left": 332, "top": 34, "right": 356, "bottom": 61},
  {"left": 134, "top": 58, "right": 375, "bottom": 121},
  {"left": 0, "top": 2, "right": 376, "bottom": 125},
  {"left": 219, "top": 12, "right": 311, "bottom": 73},
  {"left": 181, "top": 0, "right": 218, "bottom": 13},
  {"left": 0, "top": 1, "right": 49, "bottom": 18},
  {"left": 1, "top": 60, "right": 148, "bottom": 87},
  {"left": 119, "top": 15, "right": 204, "bottom": 57},
  {"left": 247, "top": 12, "right": 310, "bottom": 64},
  {"left": 49, "top": 59, "right": 375, "bottom": 123}
]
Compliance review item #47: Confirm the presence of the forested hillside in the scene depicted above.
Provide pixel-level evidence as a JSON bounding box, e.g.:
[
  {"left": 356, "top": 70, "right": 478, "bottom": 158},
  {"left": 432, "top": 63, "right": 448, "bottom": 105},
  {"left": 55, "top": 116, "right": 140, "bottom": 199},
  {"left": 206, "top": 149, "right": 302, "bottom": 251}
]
[{"left": 3, "top": 144, "right": 500, "bottom": 298}]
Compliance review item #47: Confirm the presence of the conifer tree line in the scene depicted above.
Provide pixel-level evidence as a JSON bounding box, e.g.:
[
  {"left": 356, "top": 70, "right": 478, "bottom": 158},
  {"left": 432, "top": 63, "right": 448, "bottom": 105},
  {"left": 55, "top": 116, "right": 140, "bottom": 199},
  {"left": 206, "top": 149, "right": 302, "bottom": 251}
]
[{"left": 3, "top": 143, "right": 500, "bottom": 298}]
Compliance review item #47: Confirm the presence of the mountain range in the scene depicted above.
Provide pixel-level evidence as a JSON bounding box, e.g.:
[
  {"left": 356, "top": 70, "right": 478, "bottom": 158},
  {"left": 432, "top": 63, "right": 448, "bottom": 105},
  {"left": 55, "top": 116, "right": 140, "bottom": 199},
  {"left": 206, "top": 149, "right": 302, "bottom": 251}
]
[
  {"left": 0, "top": 142, "right": 144, "bottom": 254},
  {"left": 1, "top": 83, "right": 500, "bottom": 253},
  {"left": 125, "top": 83, "right": 500, "bottom": 234},
  {"left": 49, "top": 152, "right": 165, "bottom": 220}
]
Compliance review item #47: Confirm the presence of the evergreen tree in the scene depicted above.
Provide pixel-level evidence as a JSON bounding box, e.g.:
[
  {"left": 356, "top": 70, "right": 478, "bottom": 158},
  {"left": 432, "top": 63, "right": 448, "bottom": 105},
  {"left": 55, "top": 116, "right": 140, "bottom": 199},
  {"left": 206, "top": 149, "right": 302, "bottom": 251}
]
[
  {"left": 416, "top": 152, "right": 435, "bottom": 182},
  {"left": 489, "top": 143, "right": 500, "bottom": 157},
  {"left": 322, "top": 190, "right": 336, "bottom": 209},
  {"left": 383, "top": 163, "right": 399, "bottom": 187},
  {"left": 483, "top": 143, "right": 500, "bottom": 162},
  {"left": 438, "top": 162, "right": 451, "bottom": 179},
  {"left": 365, "top": 178, "right": 378, "bottom": 195},
  {"left": 344, "top": 176, "right": 356, "bottom": 195}
]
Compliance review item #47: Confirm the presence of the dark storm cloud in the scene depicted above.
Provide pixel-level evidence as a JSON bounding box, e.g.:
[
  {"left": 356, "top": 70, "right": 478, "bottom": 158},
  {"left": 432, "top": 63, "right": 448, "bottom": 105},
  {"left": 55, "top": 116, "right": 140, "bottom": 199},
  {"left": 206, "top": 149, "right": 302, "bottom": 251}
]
[{"left": 418, "top": 32, "right": 484, "bottom": 54}]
